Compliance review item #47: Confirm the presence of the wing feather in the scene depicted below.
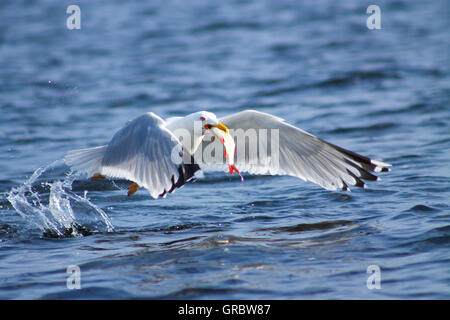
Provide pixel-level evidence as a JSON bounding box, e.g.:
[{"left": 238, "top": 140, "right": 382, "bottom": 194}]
[
  {"left": 199, "top": 110, "right": 390, "bottom": 191},
  {"left": 68, "top": 112, "right": 200, "bottom": 198}
]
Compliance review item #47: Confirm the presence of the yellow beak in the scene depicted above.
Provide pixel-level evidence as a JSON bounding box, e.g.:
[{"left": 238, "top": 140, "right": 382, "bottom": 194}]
[{"left": 204, "top": 122, "right": 228, "bottom": 133}]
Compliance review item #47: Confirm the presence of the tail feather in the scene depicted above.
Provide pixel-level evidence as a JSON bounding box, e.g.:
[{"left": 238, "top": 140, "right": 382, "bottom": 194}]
[{"left": 64, "top": 146, "right": 107, "bottom": 176}]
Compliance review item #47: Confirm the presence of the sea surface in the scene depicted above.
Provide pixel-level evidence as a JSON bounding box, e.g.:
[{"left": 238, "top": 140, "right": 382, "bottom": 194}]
[{"left": 0, "top": 0, "right": 449, "bottom": 299}]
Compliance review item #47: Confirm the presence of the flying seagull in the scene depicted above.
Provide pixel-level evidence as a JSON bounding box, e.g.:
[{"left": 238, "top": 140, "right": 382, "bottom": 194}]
[{"left": 65, "top": 110, "right": 391, "bottom": 198}]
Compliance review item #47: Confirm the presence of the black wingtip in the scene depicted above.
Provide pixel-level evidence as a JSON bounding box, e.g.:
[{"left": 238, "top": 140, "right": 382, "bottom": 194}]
[
  {"left": 158, "top": 155, "right": 201, "bottom": 198},
  {"left": 341, "top": 181, "right": 350, "bottom": 191},
  {"left": 346, "top": 169, "right": 366, "bottom": 188}
]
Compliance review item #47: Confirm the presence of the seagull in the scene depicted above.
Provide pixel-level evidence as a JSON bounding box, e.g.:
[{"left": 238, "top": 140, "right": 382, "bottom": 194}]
[{"left": 65, "top": 110, "right": 391, "bottom": 198}]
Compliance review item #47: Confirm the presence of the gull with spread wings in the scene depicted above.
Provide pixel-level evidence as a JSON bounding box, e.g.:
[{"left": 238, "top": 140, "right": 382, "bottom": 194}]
[{"left": 65, "top": 110, "right": 391, "bottom": 198}]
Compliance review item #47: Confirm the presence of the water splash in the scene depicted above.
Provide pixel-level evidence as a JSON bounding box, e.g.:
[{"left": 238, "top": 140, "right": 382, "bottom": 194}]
[{"left": 7, "top": 159, "right": 114, "bottom": 237}]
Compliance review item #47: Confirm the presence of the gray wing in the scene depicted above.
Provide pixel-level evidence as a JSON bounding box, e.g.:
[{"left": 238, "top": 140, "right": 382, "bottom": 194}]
[
  {"left": 199, "top": 110, "right": 390, "bottom": 191},
  {"left": 100, "top": 112, "right": 200, "bottom": 198}
]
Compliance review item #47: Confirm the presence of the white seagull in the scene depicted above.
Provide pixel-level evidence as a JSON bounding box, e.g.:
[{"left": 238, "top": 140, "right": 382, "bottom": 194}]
[{"left": 65, "top": 110, "right": 391, "bottom": 198}]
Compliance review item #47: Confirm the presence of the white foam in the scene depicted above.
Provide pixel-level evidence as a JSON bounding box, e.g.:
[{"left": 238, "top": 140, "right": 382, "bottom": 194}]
[{"left": 7, "top": 159, "right": 114, "bottom": 237}]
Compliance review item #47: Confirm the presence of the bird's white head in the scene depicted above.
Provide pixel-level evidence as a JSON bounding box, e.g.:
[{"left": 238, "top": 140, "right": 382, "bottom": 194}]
[
  {"left": 195, "top": 111, "right": 228, "bottom": 134},
  {"left": 166, "top": 111, "right": 229, "bottom": 154}
]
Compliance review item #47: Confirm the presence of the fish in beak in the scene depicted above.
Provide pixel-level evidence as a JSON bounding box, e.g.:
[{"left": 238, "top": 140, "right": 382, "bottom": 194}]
[{"left": 204, "top": 122, "right": 242, "bottom": 180}]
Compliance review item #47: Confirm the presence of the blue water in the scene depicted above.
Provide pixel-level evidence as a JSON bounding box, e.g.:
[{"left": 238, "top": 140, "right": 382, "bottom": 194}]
[{"left": 1, "top": 0, "right": 449, "bottom": 299}]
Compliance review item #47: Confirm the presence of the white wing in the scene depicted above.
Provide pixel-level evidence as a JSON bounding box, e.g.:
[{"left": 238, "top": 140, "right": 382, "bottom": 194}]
[
  {"left": 66, "top": 112, "right": 200, "bottom": 198},
  {"left": 199, "top": 110, "right": 390, "bottom": 191}
]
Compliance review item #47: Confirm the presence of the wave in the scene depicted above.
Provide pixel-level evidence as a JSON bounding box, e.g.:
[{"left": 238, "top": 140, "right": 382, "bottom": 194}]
[
  {"left": 323, "top": 122, "right": 398, "bottom": 135},
  {"left": 254, "top": 69, "right": 401, "bottom": 97}
]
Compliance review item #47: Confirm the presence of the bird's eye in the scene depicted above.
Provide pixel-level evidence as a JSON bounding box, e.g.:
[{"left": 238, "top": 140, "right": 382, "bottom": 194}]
[{"left": 200, "top": 116, "right": 206, "bottom": 121}]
